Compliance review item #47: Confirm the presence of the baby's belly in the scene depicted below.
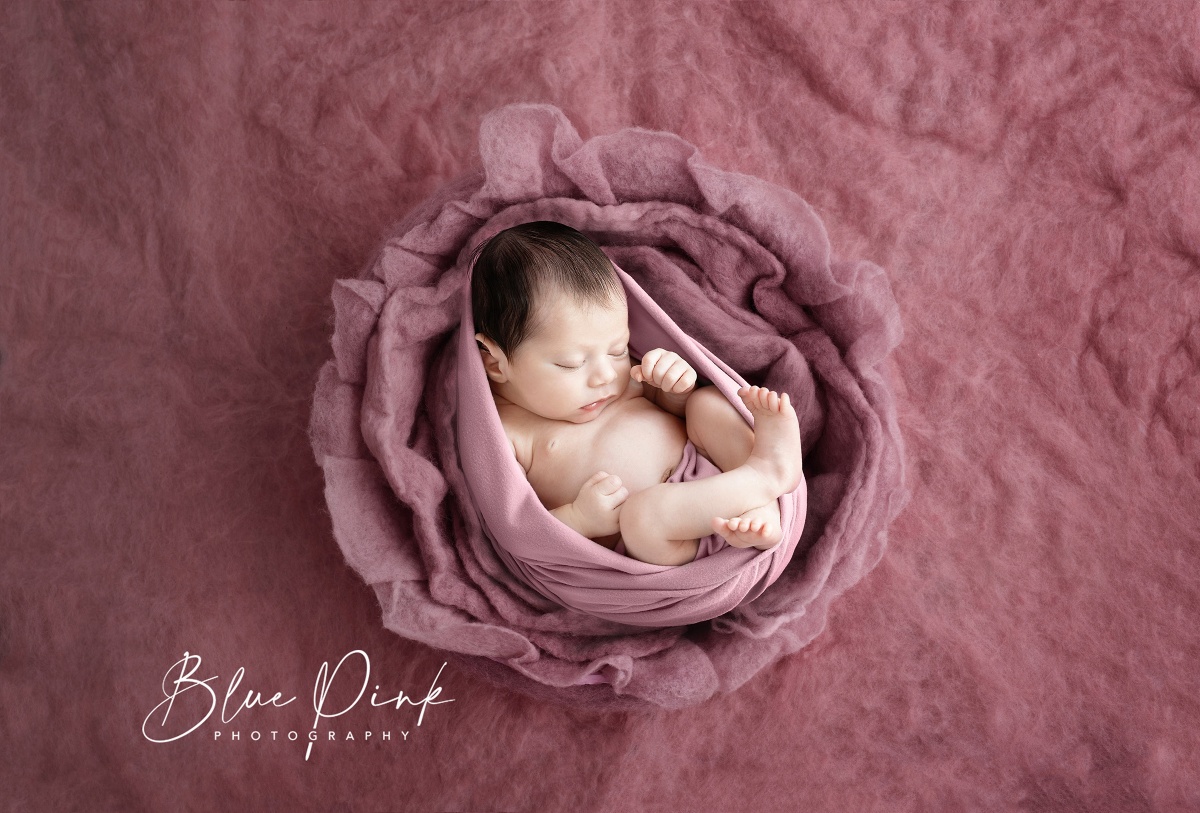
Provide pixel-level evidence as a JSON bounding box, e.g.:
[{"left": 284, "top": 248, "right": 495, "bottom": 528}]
[
  {"left": 530, "top": 402, "right": 689, "bottom": 514},
  {"left": 588, "top": 417, "right": 689, "bottom": 495}
]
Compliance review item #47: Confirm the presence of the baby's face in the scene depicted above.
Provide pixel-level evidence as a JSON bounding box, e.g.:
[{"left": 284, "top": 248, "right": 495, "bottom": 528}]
[{"left": 488, "top": 289, "right": 631, "bottom": 423}]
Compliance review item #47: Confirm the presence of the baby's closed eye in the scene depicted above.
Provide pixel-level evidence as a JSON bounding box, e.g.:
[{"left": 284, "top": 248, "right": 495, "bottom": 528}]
[{"left": 555, "top": 348, "right": 628, "bottom": 370}]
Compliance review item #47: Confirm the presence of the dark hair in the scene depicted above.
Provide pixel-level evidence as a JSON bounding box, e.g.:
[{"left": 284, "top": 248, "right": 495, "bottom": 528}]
[{"left": 470, "top": 221, "right": 624, "bottom": 357}]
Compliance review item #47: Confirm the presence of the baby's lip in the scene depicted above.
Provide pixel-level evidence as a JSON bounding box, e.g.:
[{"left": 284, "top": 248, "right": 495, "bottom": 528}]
[{"left": 582, "top": 394, "right": 615, "bottom": 409}]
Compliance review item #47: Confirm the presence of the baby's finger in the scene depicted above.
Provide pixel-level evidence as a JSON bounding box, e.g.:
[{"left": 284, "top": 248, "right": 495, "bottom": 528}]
[
  {"left": 645, "top": 348, "right": 672, "bottom": 380},
  {"left": 663, "top": 360, "right": 694, "bottom": 392},
  {"left": 586, "top": 471, "right": 610, "bottom": 486},
  {"left": 599, "top": 474, "right": 623, "bottom": 494},
  {"left": 609, "top": 486, "right": 629, "bottom": 506},
  {"left": 638, "top": 355, "right": 657, "bottom": 383}
]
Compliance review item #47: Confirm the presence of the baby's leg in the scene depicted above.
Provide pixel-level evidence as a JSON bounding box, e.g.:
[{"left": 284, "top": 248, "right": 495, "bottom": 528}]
[
  {"left": 685, "top": 385, "right": 755, "bottom": 471},
  {"left": 619, "top": 469, "right": 774, "bottom": 565},
  {"left": 619, "top": 387, "right": 801, "bottom": 566},
  {"left": 688, "top": 385, "right": 791, "bottom": 551}
]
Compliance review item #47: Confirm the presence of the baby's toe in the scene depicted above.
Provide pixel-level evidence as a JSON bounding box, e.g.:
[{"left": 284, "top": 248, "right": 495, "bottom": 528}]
[{"left": 740, "top": 386, "right": 765, "bottom": 412}]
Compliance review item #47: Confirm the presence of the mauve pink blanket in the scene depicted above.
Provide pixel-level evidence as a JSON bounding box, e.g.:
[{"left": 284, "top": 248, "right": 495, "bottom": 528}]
[{"left": 309, "top": 104, "right": 907, "bottom": 708}]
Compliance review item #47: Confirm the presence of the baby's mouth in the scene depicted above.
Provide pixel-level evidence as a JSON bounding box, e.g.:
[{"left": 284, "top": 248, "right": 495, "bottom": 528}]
[{"left": 581, "top": 395, "right": 613, "bottom": 411}]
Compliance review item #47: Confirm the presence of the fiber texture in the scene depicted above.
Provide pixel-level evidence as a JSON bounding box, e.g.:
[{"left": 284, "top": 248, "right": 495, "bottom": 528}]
[
  {"left": 309, "top": 104, "right": 904, "bottom": 707},
  {"left": 5, "top": 2, "right": 1200, "bottom": 810}
]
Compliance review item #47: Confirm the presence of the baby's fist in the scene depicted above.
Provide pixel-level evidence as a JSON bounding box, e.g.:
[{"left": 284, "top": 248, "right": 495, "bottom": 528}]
[
  {"left": 631, "top": 348, "right": 697, "bottom": 395},
  {"left": 573, "top": 471, "right": 629, "bottom": 538}
]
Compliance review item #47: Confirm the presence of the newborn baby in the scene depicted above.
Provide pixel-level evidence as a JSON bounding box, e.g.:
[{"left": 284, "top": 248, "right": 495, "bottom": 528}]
[{"left": 471, "top": 221, "right": 803, "bottom": 566}]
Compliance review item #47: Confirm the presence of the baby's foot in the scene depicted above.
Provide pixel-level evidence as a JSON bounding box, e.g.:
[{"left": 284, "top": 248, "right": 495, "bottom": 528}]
[
  {"left": 739, "top": 386, "right": 803, "bottom": 495},
  {"left": 713, "top": 501, "right": 783, "bottom": 550}
]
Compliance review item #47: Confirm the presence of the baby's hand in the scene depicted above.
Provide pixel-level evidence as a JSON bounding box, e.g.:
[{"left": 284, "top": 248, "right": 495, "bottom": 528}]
[
  {"left": 572, "top": 471, "right": 629, "bottom": 538},
  {"left": 630, "top": 348, "right": 697, "bottom": 396}
]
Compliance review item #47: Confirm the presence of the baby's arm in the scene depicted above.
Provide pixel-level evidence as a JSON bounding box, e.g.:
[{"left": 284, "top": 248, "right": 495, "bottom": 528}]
[
  {"left": 631, "top": 348, "right": 697, "bottom": 418},
  {"left": 549, "top": 472, "right": 628, "bottom": 539}
]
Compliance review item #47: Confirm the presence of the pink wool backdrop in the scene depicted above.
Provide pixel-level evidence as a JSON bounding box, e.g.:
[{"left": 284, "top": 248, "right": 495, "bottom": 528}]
[{"left": 3, "top": 2, "right": 1199, "bottom": 811}]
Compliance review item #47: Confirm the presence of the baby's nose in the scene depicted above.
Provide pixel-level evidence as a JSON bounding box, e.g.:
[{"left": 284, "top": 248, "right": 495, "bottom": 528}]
[{"left": 589, "top": 360, "right": 618, "bottom": 386}]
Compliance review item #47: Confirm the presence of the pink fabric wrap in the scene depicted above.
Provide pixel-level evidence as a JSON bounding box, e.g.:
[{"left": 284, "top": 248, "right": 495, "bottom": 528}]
[
  {"left": 611, "top": 440, "right": 728, "bottom": 561},
  {"left": 309, "top": 103, "right": 908, "bottom": 709},
  {"left": 456, "top": 262, "right": 804, "bottom": 625}
]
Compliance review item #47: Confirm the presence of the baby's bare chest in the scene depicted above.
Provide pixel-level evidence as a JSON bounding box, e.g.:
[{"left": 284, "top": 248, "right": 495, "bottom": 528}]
[{"left": 527, "top": 398, "right": 688, "bottom": 510}]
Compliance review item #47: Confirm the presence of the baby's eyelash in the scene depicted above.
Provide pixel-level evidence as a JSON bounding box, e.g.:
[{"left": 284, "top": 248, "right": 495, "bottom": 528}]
[{"left": 555, "top": 349, "right": 626, "bottom": 369}]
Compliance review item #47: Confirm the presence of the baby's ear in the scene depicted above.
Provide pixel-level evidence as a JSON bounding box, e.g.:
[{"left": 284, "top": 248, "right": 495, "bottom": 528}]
[{"left": 475, "top": 333, "right": 508, "bottom": 382}]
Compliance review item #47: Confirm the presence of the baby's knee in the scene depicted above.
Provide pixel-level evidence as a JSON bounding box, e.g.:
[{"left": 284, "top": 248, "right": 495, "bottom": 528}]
[
  {"left": 686, "top": 385, "right": 751, "bottom": 449},
  {"left": 684, "top": 384, "right": 727, "bottom": 424},
  {"left": 618, "top": 488, "right": 698, "bottom": 566},
  {"left": 685, "top": 385, "right": 727, "bottom": 444}
]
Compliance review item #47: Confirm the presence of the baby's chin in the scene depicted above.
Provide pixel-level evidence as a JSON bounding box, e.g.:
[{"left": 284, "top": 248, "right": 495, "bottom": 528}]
[{"left": 546, "top": 409, "right": 599, "bottom": 424}]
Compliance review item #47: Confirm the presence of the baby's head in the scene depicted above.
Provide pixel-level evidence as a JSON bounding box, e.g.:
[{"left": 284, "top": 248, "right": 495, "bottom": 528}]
[{"left": 471, "top": 221, "right": 631, "bottom": 422}]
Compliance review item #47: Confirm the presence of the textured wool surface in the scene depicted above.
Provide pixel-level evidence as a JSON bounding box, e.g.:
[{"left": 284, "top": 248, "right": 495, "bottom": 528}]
[{"left": 3, "top": 2, "right": 1200, "bottom": 811}]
